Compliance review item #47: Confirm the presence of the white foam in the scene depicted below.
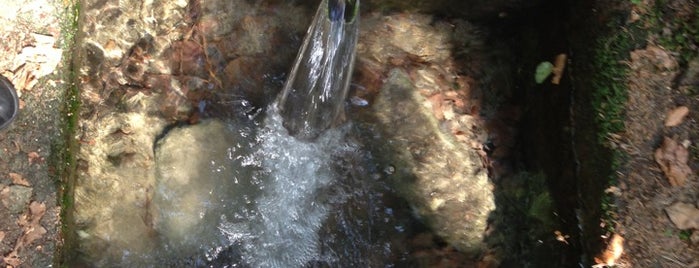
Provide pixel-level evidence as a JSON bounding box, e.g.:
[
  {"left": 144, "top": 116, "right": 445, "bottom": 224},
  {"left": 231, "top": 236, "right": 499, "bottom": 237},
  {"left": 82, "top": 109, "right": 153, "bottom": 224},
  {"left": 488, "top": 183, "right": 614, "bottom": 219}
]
[{"left": 219, "top": 107, "right": 353, "bottom": 267}]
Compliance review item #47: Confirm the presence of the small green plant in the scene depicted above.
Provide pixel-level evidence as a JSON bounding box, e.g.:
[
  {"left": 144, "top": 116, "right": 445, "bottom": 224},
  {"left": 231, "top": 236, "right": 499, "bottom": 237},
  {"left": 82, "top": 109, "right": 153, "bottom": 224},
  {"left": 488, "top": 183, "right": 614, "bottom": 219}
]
[
  {"left": 655, "top": 3, "right": 699, "bottom": 64},
  {"left": 679, "top": 230, "right": 692, "bottom": 242},
  {"left": 535, "top": 61, "right": 554, "bottom": 84},
  {"left": 590, "top": 24, "right": 634, "bottom": 145}
]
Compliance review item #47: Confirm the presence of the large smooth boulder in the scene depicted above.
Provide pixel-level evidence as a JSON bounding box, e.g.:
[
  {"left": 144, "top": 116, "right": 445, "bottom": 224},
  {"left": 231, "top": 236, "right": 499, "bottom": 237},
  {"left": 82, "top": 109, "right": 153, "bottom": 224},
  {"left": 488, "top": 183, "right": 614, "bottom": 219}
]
[{"left": 359, "top": 68, "right": 495, "bottom": 254}]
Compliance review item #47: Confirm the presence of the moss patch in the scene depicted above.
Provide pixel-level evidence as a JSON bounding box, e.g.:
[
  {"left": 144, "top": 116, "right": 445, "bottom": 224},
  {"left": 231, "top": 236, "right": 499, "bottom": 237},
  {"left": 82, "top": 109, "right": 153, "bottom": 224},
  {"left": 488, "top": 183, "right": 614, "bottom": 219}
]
[{"left": 51, "top": 0, "right": 81, "bottom": 266}]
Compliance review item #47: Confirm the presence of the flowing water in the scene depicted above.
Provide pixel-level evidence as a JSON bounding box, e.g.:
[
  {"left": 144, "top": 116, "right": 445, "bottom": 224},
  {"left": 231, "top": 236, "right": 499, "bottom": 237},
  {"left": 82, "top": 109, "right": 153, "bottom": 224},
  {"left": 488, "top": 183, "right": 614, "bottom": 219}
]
[
  {"left": 71, "top": 0, "right": 413, "bottom": 266},
  {"left": 213, "top": 1, "right": 381, "bottom": 265},
  {"left": 277, "top": 0, "right": 360, "bottom": 140}
]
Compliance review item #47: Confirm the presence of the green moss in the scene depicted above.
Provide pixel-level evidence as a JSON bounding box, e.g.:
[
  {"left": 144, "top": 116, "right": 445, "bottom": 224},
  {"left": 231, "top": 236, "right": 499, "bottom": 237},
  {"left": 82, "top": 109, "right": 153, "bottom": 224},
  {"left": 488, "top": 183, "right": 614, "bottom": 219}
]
[
  {"left": 656, "top": 4, "right": 699, "bottom": 64},
  {"left": 590, "top": 32, "right": 633, "bottom": 145},
  {"left": 52, "top": 0, "right": 81, "bottom": 266},
  {"left": 679, "top": 230, "right": 692, "bottom": 242},
  {"left": 528, "top": 191, "right": 554, "bottom": 226},
  {"left": 491, "top": 172, "right": 561, "bottom": 266},
  {"left": 581, "top": 5, "right": 646, "bottom": 251}
]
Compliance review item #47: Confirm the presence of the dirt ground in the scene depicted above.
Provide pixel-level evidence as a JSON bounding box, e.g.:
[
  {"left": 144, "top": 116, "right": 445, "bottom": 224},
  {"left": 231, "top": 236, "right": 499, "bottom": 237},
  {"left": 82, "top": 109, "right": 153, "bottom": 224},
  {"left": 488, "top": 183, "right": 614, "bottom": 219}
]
[
  {"left": 604, "top": 1, "right": 699, "bottom": 267},
  {"left": 0, "top": 0, "right": 69, "bottom": 267}
]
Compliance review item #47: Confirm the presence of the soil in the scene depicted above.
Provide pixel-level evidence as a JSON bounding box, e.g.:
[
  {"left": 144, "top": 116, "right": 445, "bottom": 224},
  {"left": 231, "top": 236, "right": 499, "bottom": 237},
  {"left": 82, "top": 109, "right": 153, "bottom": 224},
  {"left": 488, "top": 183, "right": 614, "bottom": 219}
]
[
  {"left": 0, "top": 0, "right": 69, "bottom": 267},
  {"left": 0, "top": 0, "right": 698, "bottom": 267},
  {"left": 608, "top": 1, "right": 699, "bottom": 267}
]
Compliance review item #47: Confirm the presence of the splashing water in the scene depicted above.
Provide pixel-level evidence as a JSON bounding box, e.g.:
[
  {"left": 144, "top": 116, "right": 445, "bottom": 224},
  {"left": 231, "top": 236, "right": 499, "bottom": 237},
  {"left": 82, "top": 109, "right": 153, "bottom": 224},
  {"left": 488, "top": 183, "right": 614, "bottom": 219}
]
[
  {"left": 218, "top": 106, "right": 357, "bottom": 267},
  {"left": 72, "top": 1, "right": 398, "bottom": 266},
  {"left": 214, "top": 2, "right": 391, "bottom": 265}
]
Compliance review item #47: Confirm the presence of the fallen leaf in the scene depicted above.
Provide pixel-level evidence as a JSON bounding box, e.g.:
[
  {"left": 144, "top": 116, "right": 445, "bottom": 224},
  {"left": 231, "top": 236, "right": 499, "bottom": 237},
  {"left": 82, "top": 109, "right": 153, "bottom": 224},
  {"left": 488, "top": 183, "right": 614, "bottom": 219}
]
[
  {"left": 535, "top": 61, "right": 553, "bottom": 84},
  {"left": 5, "top": 201, "right": 48, "bottom": 268},
  {"left": 20, "top": 201, "right": 46, "bottom": 245},
  {"left": 0, "top": 186, "right": 9, "bottom": 206},
  {"left": 654, "top": 137, "right": 693, "bottom": 186},
  {"left": 628, "top": 10, "right": 641, "bottom": 23},
  {"left": 665, "top": 202, "right": 699, "bottom": 230},
  {"left": 27, "top": 151, "right": 43, "bottom": 164},
  {"left": 551, "top": 53, "right": 567, "bottom": 85},
  {"left": 604, "top": 186, "right": 622, "bottom": 196},
  {"left": 630, "top": 45, "right": 677, "bottom": 70},
  {"left": 665, "top": 106, "right": 690, "bottom": 127},
  {"left": 594, "top": 234, "right": 624, "bottom": 267},
  {"left": 554, "top": 230, "right": 570, "bottom": 244},
  {"left": 0, "top": 230, "right": 5, "bottom": 242},
  {"left": 428, "top": 94, "right": 444, "bottom": 120},
  {"left": 8, "top": 173, "right": 30, "bottom": 187},
  {"left": 4, "top": 252, "right": 21, "bottom": 267}
]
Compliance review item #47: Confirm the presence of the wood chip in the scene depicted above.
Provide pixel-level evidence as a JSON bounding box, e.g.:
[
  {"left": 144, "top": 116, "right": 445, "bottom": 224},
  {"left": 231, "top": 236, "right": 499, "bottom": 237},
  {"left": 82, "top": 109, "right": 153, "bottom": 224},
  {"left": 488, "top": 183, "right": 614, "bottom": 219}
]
[{"left": 665, "top": 106, "right": 689, "bottom": 127}]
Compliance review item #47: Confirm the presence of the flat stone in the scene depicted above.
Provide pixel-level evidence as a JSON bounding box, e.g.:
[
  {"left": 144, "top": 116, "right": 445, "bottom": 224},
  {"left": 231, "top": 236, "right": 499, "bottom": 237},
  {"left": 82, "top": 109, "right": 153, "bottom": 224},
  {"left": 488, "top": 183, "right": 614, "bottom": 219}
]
[
  {"left": 0, "top": 185, "right": 33, "bottom": 214},
  {"left": 666, "top": 202, "right": 699, "bottom": 230}
]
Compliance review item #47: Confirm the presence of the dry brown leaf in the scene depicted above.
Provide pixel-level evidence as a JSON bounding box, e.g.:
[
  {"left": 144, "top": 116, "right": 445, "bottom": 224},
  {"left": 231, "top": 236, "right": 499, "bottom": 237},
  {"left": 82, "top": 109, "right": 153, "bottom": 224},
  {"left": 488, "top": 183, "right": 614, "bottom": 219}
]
[
  {"left": 630, "top": 45, "right": 678, "bottom": 71},
  {"left": 654, "top": 137, "right": 693, "bottom": 186},
  {"left": 594, "top": 234, "right": 624, "bottom": 267},
  {"left": 20, "top": 223, "right": 47, "bottom": 247},
  {"left": 551, "top": 53, "right": 567, "bottom": 85},
  {"left": 0, "top": 230, "right": 5, "bottom": 242},
  {"left": 8, "top": 173, "right": 30, "bottom": 187},
  {"left": 428, "top": 94, "right": 444, "bottom": 120},
  {"left": 665, "top": 106, "right": 690, "bottom": 127},
  {"left": 0, "top": 186, "right": 10, "bottom": 206},
  {"left": 4, "top": 252, "right": 21, "bottom": 267},
  {"left": 665, "top": 202, "right": 699, "bottom": 230},
  {"left": 5, "top": 201, "right": 48, "bottom": 267},
  {"left": 27, "top": 151, "right": 43, "bottom": 164}
]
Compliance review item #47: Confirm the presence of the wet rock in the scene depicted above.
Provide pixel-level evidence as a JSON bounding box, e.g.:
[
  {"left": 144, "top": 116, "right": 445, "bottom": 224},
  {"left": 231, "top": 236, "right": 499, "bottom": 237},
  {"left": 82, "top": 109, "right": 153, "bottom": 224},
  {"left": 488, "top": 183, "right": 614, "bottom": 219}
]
[
  {"left": 0, "top": 185, "right": 33, "bottom": 214},
  {"left": 361, "top": 68, "right": 495, "bottom": 255},
  {"left": 665, "top": 202, "right": 699, "bottom": 230},
  {"left": 222, "top": 57, "right": 267, "bottom": 104},
  {"left": 153, "top": 119, "right": 246, "bottom": 252},
  {"left": 73, "top": 112, "right": 167, "bottom": 265}
]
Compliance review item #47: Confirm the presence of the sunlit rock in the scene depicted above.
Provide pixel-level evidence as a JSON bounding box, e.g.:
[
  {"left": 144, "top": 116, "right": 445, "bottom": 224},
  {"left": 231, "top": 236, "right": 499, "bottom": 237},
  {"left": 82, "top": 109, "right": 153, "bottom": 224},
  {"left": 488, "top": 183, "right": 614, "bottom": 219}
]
[
  {"left": 362, "top": 68, "right": 495, "bottom": 254},
  {"left": 73, "top": 112, "right": 167, "bottom": 266},
  {"left": 353, "top": 12, "right": 495, "bottom": 254}
]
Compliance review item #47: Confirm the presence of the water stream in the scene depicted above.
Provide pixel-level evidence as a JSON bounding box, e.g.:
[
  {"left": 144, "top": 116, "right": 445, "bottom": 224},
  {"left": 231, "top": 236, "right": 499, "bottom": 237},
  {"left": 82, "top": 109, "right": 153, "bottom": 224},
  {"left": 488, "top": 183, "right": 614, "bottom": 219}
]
[
  {"left": 214, "top": 1, "right": 373, "bottom": 265},
  {"left": 277, "top": 0, "right": 359, "bottom": 140},
  {"left": 71, "top": 0, "right": 413, "bottom": 266}
]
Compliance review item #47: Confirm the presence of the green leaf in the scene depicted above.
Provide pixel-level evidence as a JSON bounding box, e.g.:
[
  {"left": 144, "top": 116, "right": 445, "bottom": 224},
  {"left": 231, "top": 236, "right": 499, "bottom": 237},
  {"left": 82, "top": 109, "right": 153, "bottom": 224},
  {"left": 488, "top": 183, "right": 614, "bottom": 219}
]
[{"left": 535, "top": 61, "right": 554, "bottom": 84}]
